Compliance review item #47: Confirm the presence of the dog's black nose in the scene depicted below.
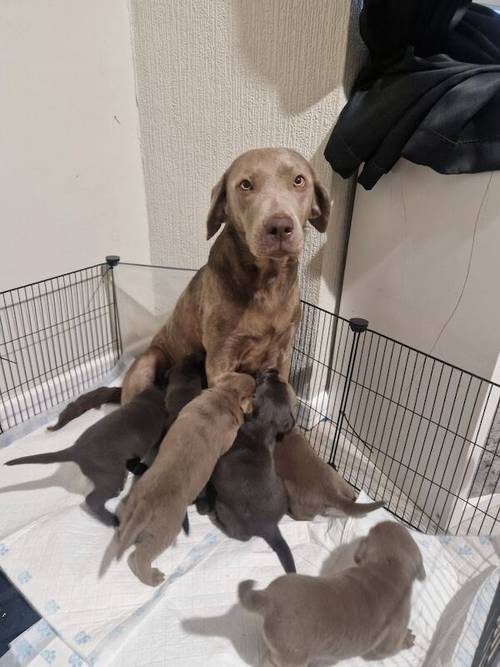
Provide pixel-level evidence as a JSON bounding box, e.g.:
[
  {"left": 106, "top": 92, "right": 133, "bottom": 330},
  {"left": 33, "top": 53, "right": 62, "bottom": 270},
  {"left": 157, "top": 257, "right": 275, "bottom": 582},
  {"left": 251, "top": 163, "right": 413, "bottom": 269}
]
[{"left": 264, "top": 216, "right": 294, "bottom": 239}]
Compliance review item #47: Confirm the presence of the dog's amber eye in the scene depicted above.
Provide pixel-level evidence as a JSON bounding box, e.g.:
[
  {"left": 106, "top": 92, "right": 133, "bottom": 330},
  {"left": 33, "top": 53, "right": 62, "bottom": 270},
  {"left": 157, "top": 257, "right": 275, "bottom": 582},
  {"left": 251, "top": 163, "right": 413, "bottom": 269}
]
[
  {"left": 293, "top": 175, "right": 305, "bottom": 187},
  {"left": 239, "top": 179, "right": 253, "bottom": 191}
]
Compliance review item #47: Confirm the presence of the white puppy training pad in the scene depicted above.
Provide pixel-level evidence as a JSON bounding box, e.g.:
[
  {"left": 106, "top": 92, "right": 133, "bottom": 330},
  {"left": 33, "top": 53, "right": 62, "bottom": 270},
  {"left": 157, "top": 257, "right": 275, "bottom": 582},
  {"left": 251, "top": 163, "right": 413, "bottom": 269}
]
[{"left": 0, "top": 392, "right": 499, "bottom": 666}]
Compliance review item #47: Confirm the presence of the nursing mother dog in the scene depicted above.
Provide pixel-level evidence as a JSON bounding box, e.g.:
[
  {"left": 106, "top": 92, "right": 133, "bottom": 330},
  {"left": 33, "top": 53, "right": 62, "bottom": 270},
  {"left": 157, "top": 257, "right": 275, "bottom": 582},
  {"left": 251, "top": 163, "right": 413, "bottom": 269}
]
[{"left": 122, "top": 147, "right": 331, "bottom": 399}]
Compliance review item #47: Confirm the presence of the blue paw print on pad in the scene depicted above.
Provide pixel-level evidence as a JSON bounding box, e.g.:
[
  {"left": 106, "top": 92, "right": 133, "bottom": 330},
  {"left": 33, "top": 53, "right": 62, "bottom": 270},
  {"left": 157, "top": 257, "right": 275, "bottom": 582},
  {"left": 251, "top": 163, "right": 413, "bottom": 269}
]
[
  {"left": 0, "top": 543, "right": 9, "bottom": 556},
  {"left": 17, "top": 570, "right": 32, "bottom": 584},
  {"left": 203, "top": 533, "right": 217, "bottom": 546},
  {"left": 45, "top": 599, "right": 60, "bottom": 615},
  {"left": 38, "top": 620, "right": 54, "bottom": 638},
  {"left": 189, "top": 548, "right": 202, "bottom": 563},
  {"left": 438, "top": 535, "right": 452, "bottom": 545},
  {"left": 479, "top": 536, "right": 490, "bottom": 545},
  {"left": 68, "top": 654, "right": 83, "bottom": 666},
  {"left": 74, "top": 631, "right": 91, "bottom": 645},
  {"left": 458, "top": 544, "right": 473, "bottom": 556},
  {"left": 13, "top": 639, "right": 35, "bottom": 660},
  {"left": 170, "top": 566, "right": 185, "bottom": 580},
  {"left": 41, "top": 649, "right": 57, "bottom": 664}
]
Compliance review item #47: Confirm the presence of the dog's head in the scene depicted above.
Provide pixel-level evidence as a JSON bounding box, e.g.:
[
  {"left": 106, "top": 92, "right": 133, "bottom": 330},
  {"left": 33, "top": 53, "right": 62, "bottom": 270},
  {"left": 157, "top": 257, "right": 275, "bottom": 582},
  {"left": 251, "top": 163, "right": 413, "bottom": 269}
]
[
  {"left": 216, "top": 371, "right": 256, "bottom": 415},
  {"left": 206, "top": 148, "right": 331, "bottom": 259},
  {"left": 354, "top": 521, "right": 426, "bottom": 583},
  {"left": 251, "top": 368, "right": 297, "bottom": 435}
]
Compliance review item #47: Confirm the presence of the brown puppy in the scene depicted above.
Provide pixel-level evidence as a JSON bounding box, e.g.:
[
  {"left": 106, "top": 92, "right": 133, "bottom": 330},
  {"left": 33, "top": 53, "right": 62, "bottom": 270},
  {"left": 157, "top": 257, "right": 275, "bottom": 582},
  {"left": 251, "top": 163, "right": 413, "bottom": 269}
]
[
  {"left": 239, "top": 521, "right": 425, "bottom": 666},
  {"left": 116, "top": 372, "right": 255, "bottom": 586},
  {"left": 204, "top": 369, "right": 297, "bottom": 573},
  {"left": 274, "top": 429, "right": 384, "bottom": 520},
  {"left": 121, "top": 148, "right": 331, "bottom": 401},
  {"left": 5, "top": 387, "right": 166, "bottom": 526}
]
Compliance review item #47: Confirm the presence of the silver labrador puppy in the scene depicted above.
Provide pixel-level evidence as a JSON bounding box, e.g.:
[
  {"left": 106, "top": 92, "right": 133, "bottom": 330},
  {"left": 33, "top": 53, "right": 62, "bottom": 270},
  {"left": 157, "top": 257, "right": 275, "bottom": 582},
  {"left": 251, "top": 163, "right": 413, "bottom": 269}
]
[{"left": 239, "top": 521, "right": 425, "bottom": 667}]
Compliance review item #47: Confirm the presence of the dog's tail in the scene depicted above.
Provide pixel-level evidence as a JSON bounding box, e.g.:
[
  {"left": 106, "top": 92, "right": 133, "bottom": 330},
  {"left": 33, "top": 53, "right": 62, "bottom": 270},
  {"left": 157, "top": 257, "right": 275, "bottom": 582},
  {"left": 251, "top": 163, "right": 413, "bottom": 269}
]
[
  {"left": 328, "top": 496, "right": 385, "bottom": 517},
  {"left": 116, "top": 500, "right": 150, "bottom": 560},
  {"left": 262, "top": 526, "right": 296, "bottom": 574},
  {"left": 47, "top": 386, "right": 122, "bottom": 431},
  {"left": 5, "top": 449, "right": 73, "bottom": 466},
  {"left": 238, "top": 580, "right": 270, "bottom": 615}
]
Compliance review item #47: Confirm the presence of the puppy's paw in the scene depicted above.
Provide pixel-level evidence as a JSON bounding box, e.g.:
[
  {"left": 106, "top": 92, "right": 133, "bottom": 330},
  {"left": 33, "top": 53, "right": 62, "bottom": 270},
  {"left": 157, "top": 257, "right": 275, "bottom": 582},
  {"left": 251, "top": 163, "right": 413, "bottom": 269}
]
[
  {"left": 149, "top": 567, "right": 165, "bottom": 587},
  {"left": 403, "top": 628, "right": 416, "bottom": 649},
  {"left": 128, "top": 553, "right": 164, "bottom": 587}
]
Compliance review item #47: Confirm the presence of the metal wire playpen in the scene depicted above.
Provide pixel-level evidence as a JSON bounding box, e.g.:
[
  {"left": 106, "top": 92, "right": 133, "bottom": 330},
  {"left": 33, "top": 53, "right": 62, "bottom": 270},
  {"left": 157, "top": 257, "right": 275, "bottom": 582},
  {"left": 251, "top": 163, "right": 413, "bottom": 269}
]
[{"left": 0, "top": 258, "right": 498, "bottom": 666}]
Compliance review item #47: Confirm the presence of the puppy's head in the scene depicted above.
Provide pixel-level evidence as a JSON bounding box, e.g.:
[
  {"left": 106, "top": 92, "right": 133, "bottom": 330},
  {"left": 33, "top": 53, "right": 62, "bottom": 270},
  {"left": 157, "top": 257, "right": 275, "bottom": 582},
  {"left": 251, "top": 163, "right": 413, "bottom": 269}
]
[
  {"left": 252, "top": 368, "right": 297, "bottom": 435},
  {"left": 216, "top": 372, "right": 256, "bottom": 414},
  {"left": 354, "top": 522, "right": 426, "bottom": 583},
  {"left": 166, "top": 351, "right": 207, "bottom": 389},
  {"left": 206, "top": 148, "right": 331, "bottom": 259}
]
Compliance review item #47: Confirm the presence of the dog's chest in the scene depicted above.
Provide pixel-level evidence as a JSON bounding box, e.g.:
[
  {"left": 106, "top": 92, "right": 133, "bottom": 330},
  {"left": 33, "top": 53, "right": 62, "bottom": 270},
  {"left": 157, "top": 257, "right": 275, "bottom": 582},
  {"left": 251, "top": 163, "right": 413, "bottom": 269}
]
[{"left": 235, "top": 296, "right": 298, "bottom": 371}]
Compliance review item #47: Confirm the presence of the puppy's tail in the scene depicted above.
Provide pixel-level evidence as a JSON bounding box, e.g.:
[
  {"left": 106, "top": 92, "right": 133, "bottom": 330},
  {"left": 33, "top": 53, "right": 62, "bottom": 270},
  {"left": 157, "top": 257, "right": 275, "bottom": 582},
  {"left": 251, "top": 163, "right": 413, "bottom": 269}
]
[
  {"left": 182, "top": 512, "right": 190, "bottom": 535},
  {"left": 328, "top": 497, "right": 385, "bottom": 517},
  {"left": 5, "top": 449, "right": 72, "bottom": 466},
  {"left": 47, "top": 386, "right": 122, "bottom": 431},
  {"left": 262, "top": 527, "right": 296, "bottom": 574},
  {"left": 116, "top": 500, "right": 150, "bottom": 560},
  {"left": 238, "top": 580, "right": 269, "bottom": 615}
]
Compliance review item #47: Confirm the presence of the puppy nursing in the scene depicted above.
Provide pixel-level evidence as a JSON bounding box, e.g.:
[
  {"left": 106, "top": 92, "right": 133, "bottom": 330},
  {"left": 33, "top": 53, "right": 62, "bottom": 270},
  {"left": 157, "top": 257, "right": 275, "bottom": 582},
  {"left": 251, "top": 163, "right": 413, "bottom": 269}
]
[
  {"left": 239, "top": 522, "right": 425, "bottom": 666},
  {"left": 206, "top": 369, "right": 297, "bottom": 573},
  {"left": 116, "top": 372, "right": 255, "bottom": 586},
  {"left": 275, "top": 428, "right": 384, "bottom": 520}
]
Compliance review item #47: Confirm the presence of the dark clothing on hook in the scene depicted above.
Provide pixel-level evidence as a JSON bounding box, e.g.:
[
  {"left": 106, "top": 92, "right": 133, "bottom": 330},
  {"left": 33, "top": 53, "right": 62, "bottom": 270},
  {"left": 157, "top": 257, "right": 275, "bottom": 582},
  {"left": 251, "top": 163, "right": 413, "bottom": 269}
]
[{"left": 324, "top": 2, "right": 500, "bottom": 189}]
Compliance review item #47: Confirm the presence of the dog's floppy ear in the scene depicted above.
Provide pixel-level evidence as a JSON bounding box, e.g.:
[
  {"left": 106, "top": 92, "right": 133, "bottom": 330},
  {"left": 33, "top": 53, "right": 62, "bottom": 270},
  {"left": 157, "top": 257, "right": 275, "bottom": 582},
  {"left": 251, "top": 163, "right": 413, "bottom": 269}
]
[
  {"left": 354, "top": 537, "right": 368, "bottom": 565},
  {"left": 206, "top": 175, "right": 227, "bottom": 240},
  {"left": 309, "top": 168, "right": 331, "bottom": 233}
]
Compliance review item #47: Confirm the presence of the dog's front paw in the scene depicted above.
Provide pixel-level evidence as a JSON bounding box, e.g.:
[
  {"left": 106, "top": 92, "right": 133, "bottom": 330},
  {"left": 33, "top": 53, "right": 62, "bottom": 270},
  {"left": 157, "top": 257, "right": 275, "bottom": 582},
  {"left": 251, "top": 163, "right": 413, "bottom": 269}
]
[{"left": 403, "top": 628, "right": 416, "bottom": 649}]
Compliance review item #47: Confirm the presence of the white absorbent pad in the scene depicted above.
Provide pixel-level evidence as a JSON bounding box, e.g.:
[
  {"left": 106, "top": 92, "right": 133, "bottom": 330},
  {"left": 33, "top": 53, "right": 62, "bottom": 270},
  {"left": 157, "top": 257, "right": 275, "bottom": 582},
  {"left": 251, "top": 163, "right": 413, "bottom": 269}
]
[{"left": 0, "top": 393, "right": 499, "bottom": 667}]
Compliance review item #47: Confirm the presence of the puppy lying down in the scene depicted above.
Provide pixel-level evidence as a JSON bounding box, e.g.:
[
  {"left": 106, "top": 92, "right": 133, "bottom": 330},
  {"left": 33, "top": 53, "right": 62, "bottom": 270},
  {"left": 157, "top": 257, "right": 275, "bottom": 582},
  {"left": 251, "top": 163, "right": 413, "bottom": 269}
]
[
  {"left": 274, "top": 428, "right": 384, "bottom": 520},
  {"left": 239, "top": 521, "right": 425, "bottom": 667},
  {"left": 204, "top": 369, "right": 297, "bottom": 573},
  {"left": 116, "top": 372, "right": 255, "bottom": 586},
  {"left": 5, "top": 387, "right": 167, "bottom": 526}
]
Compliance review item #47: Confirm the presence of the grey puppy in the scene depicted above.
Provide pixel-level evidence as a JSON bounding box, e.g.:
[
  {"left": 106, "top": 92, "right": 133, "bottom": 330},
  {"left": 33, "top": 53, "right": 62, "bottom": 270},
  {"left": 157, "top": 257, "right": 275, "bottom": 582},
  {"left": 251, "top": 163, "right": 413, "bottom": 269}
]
[
  {"left": 5, "top": 387, "right": 167, "bottom": 526},
  {"left": 239, "top": 521, "right": 425, "bottom": 666},
  {"left": 201, "top": 368, "right": 297, "bottom": 573}
]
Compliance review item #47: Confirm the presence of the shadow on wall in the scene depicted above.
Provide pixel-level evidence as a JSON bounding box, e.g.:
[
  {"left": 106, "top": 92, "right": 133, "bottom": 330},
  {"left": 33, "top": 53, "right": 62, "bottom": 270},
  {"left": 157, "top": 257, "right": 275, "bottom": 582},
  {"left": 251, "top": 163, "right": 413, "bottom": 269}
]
[{"left": 232, "top": 0, "right": 364, "bottom": 114}]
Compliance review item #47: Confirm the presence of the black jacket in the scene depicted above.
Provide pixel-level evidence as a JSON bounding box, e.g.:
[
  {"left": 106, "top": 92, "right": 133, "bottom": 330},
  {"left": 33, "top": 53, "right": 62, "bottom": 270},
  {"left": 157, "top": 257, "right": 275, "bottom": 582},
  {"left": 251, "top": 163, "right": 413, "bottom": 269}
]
[{"left": 324, "top": 1, "right": 500, "bottom": 189}]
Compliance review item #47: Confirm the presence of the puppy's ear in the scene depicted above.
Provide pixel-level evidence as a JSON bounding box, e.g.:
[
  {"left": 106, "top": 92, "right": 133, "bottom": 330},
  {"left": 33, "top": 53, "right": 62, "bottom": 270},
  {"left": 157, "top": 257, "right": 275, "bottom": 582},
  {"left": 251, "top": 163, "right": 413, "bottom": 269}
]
[
  {"left": 240, "top": 396, "right": 253, "bottom": 415},
  {"left": 354, "top": 538, "right": 368, "bottom": 565},
  {"left": 206, "top": 175, "right": 227, "bottom": 240},
  {"left": 309, "top": 168, "right": 331, "bottom": 233}
]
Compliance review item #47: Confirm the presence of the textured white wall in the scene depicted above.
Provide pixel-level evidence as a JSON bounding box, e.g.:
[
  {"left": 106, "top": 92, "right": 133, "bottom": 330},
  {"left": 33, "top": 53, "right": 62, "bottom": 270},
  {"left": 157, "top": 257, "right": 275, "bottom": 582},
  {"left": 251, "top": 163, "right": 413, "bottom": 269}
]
[
  {"left": 0, "top": 0, "right": 150, "bottom": 291},
  {"left": 131, "top": 0, "right": 361, "bottom": 308}
]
